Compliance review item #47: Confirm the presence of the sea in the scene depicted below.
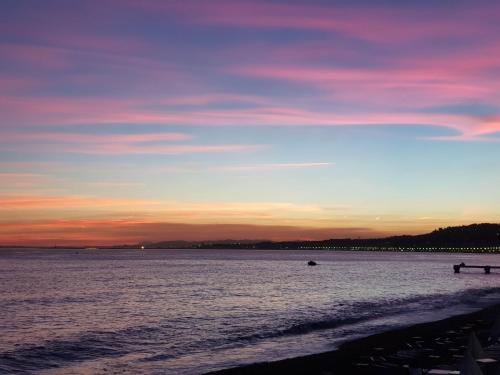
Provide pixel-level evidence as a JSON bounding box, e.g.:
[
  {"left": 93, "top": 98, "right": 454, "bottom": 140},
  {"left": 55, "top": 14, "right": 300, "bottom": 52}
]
[{"left": 2, "top": 249, "right": 500, "bottom": 374}]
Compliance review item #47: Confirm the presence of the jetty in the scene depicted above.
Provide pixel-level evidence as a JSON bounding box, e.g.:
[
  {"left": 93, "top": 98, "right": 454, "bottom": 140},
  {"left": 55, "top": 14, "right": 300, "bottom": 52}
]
[{"left": 453, "top": 262, "right": 500, "bottom": 274}]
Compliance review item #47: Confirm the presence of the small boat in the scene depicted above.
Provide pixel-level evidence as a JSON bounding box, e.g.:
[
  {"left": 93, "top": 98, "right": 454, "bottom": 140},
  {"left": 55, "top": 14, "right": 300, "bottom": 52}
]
[{"left": 308, "top": 260, "right": 317, "bottom": 266}]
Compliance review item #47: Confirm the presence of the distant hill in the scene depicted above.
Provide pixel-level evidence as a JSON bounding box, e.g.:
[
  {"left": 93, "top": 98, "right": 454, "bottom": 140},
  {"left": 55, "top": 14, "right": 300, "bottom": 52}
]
[
  {"left": 126, "top": 239, "right": 265, "bottom": 249},
  {"left": 316, "top": 223, "right": 500, "bottom": 248},
  {"left": 166, "top": 223, "right": 500, "bottom": 252},
  {"left": 388, "top": 223, "right": 500, "bottom": 247}
]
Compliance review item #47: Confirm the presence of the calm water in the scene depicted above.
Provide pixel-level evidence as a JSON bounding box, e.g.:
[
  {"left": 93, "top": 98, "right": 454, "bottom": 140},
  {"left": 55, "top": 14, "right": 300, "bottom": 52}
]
[{"left": 2, "top": 249, "right": 500, "bottom": 374}]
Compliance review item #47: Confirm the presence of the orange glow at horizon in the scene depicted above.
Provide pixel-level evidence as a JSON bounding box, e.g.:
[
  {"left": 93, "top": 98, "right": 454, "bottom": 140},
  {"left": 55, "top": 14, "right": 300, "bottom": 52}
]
[{"left": 0, "top": 194, "right": 494, "bottom": 247}]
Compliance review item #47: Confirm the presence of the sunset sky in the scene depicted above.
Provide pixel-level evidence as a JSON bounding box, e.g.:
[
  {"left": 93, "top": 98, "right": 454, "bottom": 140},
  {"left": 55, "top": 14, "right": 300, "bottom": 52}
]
[{"left": 1, "top": 0, "right": 500, "bottom": 246}]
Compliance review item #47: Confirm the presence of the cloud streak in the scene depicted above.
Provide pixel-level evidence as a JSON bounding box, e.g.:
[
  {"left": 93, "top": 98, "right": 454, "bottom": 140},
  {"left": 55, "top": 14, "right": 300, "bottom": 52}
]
[
  {"left": 0, "top": 192, "right": 497, "bottom": 246},
  {"left": 215, "top": 162, "right": 333, "bottom": 171},
  {"left": 0, "top": 131, "right": 263, "bottom": 155},
  {"left": 127, "top": 1, "right": 500, "bottom": 43}
]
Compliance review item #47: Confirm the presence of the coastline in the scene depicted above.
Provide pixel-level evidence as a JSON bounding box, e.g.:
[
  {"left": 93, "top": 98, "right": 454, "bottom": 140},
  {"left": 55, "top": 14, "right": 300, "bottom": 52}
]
[{"left": 208, "top": 303, "right": 500, "bottom": 374}]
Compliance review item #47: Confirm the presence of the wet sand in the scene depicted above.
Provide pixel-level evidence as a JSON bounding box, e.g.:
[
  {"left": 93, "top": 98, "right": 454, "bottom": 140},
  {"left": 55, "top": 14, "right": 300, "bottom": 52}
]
[{"left": 208, "top": 303, "right": 500, "bottom": 374}]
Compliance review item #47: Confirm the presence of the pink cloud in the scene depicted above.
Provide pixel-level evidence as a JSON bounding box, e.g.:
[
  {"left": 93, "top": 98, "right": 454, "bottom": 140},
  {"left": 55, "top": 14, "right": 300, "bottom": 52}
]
[
  {"left": 73, "top": 106, "right": 473, "bottom": 132},
  {"left": 426, "top": 135, "right": 500, "bottom": 143},
  {"left": 0, "top": 93, "right": 476, "bottom": 132},
  {"left": 426, "top": 116, "right": 500, "bottom": 141},
  {"left": 0, "top": 95, "right": 137, "bottom": 120},
  {"left": 0, "top": 43, "right": 72, "bottom": 69},
  {"left": 157, "top": 94, "right": 266, "bottom": 106},
  {"left": 1, "top": 92, "right": 263, "bottom": 126},
  {"left": 0, "top": 76, "right": 42, "bottom": 94},
  {"left": 127, "top": 1, "right": 500, "bottom": 43},
  {"left": 1, "top": 132, "right": 191, "bottom": 143},
  {"left": 234, "top": 64, "right": 498, "bottom": 107},
  {"left": 2, "top": 31, "right": 497, "bottom": 143},
  {"left": 0, "top": 131, "right": 262, "bottom": 155},
  {"left": 0, "top": 41, "right": 197, "bottom": 98},
  {"left": 469, "top": 117, "right": 500, "bottom": 136},
  {"left": 68, "top": 143, "right": 264, "bottom": 155},
  {"left": 35, "top": 33, "right": 151, "bottom": 56}
]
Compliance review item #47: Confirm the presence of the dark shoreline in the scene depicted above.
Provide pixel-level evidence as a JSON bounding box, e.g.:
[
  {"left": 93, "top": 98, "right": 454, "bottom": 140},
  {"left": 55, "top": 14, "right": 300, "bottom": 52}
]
[
  {"left": 3, "top": 247, "right": 500, "bottom": 256},
  {"left": 207, "top": 303, "right": 500, "bottom": 374}
]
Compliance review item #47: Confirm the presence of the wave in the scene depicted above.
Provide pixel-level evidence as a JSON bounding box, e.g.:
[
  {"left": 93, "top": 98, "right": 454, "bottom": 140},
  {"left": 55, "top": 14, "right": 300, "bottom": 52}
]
[
  {"left": 143, "top": 286, "right": 500, "bottom": 362},
  {"left": 220, "top": 286, "right": 500, "bottom": 344},
  {"left": 3, "top": 287, "right": 500, "bottom": 372},
  {"left": 0, "top": 335, "right": 125, "bottom": 374}
]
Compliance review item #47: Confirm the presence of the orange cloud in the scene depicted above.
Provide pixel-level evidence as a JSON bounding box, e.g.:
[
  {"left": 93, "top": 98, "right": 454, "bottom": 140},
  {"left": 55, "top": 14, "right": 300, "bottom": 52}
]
[
  {"left": 2, "top": 217, "right": 493, "bottom": 247},
  {"left": 0, "top": 218, "right": 381, "bottom": 246},
  {"left": 0, "top": 194, "right": 356, "bottom": 245},
  {"left": 0, "top": 194, "right": 350, "bottom": 229},
  {"left": 0, "top": 193, "right": 495, "bottom": 246},
  {"left": 0, "top": 195, "right": 158, "bottom": 209}
]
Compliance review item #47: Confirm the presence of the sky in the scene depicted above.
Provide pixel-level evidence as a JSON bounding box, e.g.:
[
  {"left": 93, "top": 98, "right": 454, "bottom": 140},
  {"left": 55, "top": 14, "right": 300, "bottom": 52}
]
[{"left": 1, "top": 0, "right": 500, "bottom": 246}]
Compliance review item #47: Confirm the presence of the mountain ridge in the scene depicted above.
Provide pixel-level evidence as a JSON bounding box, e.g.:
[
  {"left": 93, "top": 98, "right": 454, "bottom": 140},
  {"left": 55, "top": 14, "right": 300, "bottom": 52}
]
[{"left": 141, "top": 223, "right": 500, "bottom": 251}]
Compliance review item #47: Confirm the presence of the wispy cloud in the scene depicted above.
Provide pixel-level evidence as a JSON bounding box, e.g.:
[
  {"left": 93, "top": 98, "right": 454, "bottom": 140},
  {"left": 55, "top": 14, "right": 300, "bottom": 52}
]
[
  {"left": 127, "top": 1, "right": 499, "bottom": 43},
  {"left": 0, "top": 192, "right": 496, "bottom": 245},
  {"left": 1, "top": 132, "right": 192, "bottom": 143},
  {"left": 215, "top": 162, "right": 333, "bottom": 171},
  {"left": 0, "top": 131, "right": 264, "bottom": 155},
  {"left": 0, "top": 195, "right": 159, "bottom": 210},
  {"left": 0, "top": 94, "right": 476, "bottom": 130},
  {"left": 2, "top": 1, "right": 500, "bottom": 141},
  {"left": 75, "top": 143, "right": 264, "bottom": 155},
  {"left": 157, "top": 94, "right": 266, "bottom": 106},
  {"left": 0, "top": 194, "right": 343, "bottom": 225},
  {"left": 0, "top": 173, "right": 57, "bottom": 191}
]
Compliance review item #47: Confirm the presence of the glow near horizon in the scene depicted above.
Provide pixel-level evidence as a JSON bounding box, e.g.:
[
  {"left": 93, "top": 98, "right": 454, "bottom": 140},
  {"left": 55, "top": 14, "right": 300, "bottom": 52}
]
[{"left": 1, "top": 0, "right": 500, "bottom": 245}]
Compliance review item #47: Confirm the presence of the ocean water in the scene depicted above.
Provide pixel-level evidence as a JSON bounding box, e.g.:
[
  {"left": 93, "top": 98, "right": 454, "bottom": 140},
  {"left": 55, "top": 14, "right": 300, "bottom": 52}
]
[{"left": 2, "top": 249, "right": 500, "bottom": 374}]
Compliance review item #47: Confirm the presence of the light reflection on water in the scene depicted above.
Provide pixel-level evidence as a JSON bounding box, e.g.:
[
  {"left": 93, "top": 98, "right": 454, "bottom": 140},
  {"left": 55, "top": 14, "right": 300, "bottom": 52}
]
[{"left": 1, "top": 249, "right": 500, "bottom": 374}]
